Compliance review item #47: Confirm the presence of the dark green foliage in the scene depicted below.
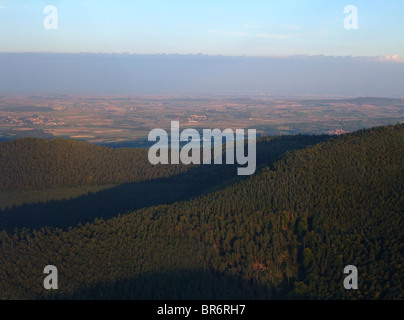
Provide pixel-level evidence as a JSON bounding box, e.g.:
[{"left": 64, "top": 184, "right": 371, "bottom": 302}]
[
  {"left": 0, "top": 137, "right": 189, "bottom": 191},
  {"left": 0, "top": 124, "right": 402, "bottom": 300},
  {"left": 0, "top": 135, "right": 326, "bottom": 232}
]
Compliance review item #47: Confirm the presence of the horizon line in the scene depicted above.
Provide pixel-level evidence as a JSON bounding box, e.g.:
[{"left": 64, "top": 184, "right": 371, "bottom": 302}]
[{"left": 0, "top": 51, "right": 402, "bottom": 59}]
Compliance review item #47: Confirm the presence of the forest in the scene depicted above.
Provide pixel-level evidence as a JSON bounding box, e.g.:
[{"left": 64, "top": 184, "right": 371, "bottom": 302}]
[{"left": 0, "top": 124, "right": 403, "bottom": 300}]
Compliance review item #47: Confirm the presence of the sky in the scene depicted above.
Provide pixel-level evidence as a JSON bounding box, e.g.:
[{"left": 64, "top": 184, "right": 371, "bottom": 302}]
[
  {"left": 1, "top": 53, "right": 403, "bottom": 96},
  {"left": 0, "top": 1, "right": 403, "bottom": 96},
  {"left": 0, "top": 0, "right": 403, "bottom": 57}
]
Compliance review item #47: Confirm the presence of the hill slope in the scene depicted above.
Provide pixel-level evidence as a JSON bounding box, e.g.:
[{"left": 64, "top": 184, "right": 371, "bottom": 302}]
[
  {"left": 0, "top": 137, "right": 188, "bottom": 192},
  {"left": 0, "top": 124, "right": 403, "bottom": 299},
  {"left": 0, "top": 135, "right": 327, "bottom": 231}
]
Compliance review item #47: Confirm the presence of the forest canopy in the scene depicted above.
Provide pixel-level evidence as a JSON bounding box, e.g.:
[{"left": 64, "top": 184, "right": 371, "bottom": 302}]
[{"left": 0, "top": 124, "right": 403, "bottom": 300}]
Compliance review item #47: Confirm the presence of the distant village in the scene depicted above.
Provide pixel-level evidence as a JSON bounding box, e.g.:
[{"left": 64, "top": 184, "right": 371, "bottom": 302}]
[
  {"left": 2, "top": 115, "right": 64, "bottom": 127},
  {"left": 326, "top": 129, "right": 351, "bottom": 135}
]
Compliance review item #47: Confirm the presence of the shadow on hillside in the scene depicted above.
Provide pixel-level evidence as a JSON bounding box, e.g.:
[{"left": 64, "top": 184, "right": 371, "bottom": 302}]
[
  {"left": 0, "top": 163, "right": 238, "bottom": 232},
  {"left": 0, "top": 135, "right": 330, "bottom": 233},
  {"left": 45, "top": 269, "right": 291, "bottom": 300}
]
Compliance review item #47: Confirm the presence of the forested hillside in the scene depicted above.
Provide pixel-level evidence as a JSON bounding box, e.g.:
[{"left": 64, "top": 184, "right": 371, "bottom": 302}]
[
  {"left": 0, "top": 137, "right": 188, "bottom": 191},
  {"left": 0, "top": 124, "right": 402, "bottom": 300},
  {"left": 0, "top": 134, "right": 327, "bottom": 231}
]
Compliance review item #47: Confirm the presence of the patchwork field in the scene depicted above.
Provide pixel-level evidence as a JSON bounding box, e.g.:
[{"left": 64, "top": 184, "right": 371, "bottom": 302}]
[{"left": 0, "top": 94, "right": 403, "bottom": 144}]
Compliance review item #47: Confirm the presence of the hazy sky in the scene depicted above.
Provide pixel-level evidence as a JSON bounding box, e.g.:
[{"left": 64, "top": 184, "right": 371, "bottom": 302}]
[
  {"left": 0, "top": 0, "right": 403, "bottom": 57},
  {"left": 0, "top": 1, "right": 403, "bottom": 96},
  {"left": 1, "top": 53, "right": 403, "bottom": 96}
]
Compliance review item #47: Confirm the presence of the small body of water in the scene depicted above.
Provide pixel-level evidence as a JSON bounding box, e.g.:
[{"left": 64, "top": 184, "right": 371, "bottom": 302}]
[{"left": 101, "top": 132, "right": 259, "bottom": 149}]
